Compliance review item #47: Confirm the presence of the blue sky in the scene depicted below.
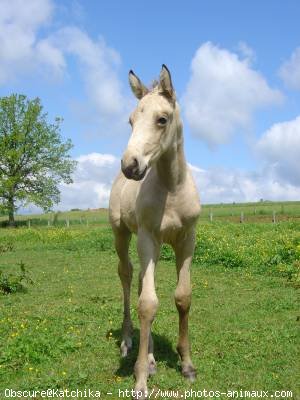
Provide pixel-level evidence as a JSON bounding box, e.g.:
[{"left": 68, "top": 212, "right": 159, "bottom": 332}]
[{"left": 1, "top": 0, "right": 300, "bottom": 210}]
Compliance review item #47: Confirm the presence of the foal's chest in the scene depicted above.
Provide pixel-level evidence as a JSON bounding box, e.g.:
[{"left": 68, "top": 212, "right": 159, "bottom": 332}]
[
  {"left": 120, "top": 170, "right": 200, "bottom": 240},
  {"left": 137, "top": 185, "right": 200, "bottom": 242}
]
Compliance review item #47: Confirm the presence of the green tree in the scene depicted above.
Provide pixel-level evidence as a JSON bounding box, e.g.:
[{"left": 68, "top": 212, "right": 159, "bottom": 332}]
[{"left": 0, "top": 94, "right": 77, "bottom": 226}]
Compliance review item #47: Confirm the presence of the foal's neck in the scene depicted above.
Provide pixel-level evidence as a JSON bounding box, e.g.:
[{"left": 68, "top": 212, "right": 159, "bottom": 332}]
[{"left": 156, "top": 117, "right": 187, "bottom": 192}]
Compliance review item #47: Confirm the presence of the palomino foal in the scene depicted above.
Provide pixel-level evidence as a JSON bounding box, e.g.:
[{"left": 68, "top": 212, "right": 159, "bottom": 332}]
[{"left": 109, "top": 65, "right": 200, "bottom": 397}]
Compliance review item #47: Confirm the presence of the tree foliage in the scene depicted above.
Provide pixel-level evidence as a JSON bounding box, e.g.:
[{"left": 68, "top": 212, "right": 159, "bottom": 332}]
[{"left": 0, "top": 94, "right": 76, "bottom": 224}]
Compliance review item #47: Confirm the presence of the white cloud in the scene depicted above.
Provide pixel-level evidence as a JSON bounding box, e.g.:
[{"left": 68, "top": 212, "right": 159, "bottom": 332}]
[
  {"left": 59, "top": 153, "right": 300, "bottom": 210},
  {"left": 190, "top": 115, "right": 300, "bottom": 203},
  {"left": 190, "top": 164, "right": 300, "bottom": 204},
  {"left": 256, "top": 116, "right": 300, "bottom": 186},
  {"left": 19, "top": 149, "right": 300, "bottom": 214},
  {"left": 0, "top": 0, "right": 54, "bottom": 83},
  {"left": 182, "top": 42, "right": 283, "bottom": 147},
  {"left": 0, "top": 0, "right": 130, "bottom": 133},
  {"left": 55, "top": 137, "right": 300, "bottom": 209},
  {"left": 59, "top": 148, "right": 300, "bottom": 210},
  {"left": 59, "top": 153, "right": 283, "bottom": 210},
  {"left": 57, "top": 153, "right": 120, "bottom": 210},
  {"left": 42, "top": 27, "right": 130, "bottom": 126},
  {"left": 35, "top": 39, "right": 66, "bottom": 78},
  {"left": 279, "top": 47, "right": 300, "bottom": 90},
  {"left": 237, "top": 41, "right": 256, "bottom": 63},
  {"left": 18, "top": 153, "right": 120, "bottom": 213}
]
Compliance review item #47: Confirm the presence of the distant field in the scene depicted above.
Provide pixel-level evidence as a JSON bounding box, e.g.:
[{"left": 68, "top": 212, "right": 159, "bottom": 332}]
[
  {"left": 0, "top": 222, "right": 299, "bottom": 398},
  {"left": 199, "top": 200, "right": 300, "bottom": 223},
  {"left": 1, "top": 201, "right": 300, "bottom": 227},
  {"left": 0, "top": 208, "right": 109, "bottom": 228}
]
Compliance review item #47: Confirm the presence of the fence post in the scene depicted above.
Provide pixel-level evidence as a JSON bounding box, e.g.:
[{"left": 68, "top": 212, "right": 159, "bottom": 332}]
[
  {"left": 86, "top": 219, "right": 89, "bottom": 227},
  {"left": 66, "top": 219, "right": 70, "bottom": 228},
  {"left": 48, "top": 219, "right": 50, "bottom": 227},
  {"left": 240, "top": 212, "right": 244, "bottom": 223},
  {"left": 209, "top": 211, "right": 213, "bottom": 222},
  {"left": 272, "top": 210, "right": 276, "bottom": 223},
  {"left": 27, "top": 220, "right": 31, "bottom": 228}
]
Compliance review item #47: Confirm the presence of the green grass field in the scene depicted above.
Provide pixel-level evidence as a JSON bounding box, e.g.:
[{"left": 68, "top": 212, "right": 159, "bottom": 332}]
[
  {"left": 0, "top": 221, "right": 299, "bottom": 399},
  {"left": 1, "top": 201, "right": 300, "bottom": 227}
]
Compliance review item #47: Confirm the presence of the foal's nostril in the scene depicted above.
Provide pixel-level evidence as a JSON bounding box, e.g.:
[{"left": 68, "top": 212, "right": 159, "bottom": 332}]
[{"left": 121, "top": 155, "right": 145, "bottom": 180}]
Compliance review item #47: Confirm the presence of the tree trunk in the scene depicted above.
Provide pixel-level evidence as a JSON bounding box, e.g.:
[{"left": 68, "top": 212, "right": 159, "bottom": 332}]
[{"left": 8, "top": 196, "right": 15, "bottom": 227}]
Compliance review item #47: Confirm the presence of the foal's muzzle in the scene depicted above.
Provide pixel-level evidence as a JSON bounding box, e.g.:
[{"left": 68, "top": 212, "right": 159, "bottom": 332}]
[{"left": 121, "top": 157, "right": 147, "bottom": 181}]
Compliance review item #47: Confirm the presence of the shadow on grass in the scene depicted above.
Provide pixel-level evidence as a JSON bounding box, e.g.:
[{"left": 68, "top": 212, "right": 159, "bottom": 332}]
[{"left": 111, "top": 328, "right": 180, "bottom": 377}]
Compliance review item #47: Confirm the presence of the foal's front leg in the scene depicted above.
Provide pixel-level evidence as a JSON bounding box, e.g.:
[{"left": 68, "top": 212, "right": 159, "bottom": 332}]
[
  {"left": 114, "top": 228, "right": 133, "bottom": 357},
  {"left": 134, "top": 228, "right": 159, "bottom": 398},
  {"left": 174, "top": 228, "right": 197, "bottom": 381}
]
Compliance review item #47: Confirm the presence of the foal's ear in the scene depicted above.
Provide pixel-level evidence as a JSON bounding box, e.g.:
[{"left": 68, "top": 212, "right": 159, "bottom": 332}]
[
  {"left": 159, "top": 64, "right": 176, "bottom": 102},
  {"left": 128, "top": 70, "right": 149, "bottom": 99}
]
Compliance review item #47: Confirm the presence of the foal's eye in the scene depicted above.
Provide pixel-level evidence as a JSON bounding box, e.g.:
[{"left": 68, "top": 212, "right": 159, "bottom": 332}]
[{"left": 157, "top": 117, "right": 168, "bottom": 126}]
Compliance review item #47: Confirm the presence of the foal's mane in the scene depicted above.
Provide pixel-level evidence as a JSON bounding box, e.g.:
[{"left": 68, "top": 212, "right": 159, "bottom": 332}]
[{"left": 150, "top": 80, "right": 159, "bottom": 90}]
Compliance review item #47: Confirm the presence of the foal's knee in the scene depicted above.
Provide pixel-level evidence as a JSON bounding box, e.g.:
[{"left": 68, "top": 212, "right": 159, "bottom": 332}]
[
  {"left": 174, "top": 287, "right": 191, "bottom": 314},
  {"left": 138, "top": 294, "right": 158, "bottom": 321}
]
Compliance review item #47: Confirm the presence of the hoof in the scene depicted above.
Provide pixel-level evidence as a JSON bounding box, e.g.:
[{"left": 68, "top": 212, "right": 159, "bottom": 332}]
[
  {"left": 120, "top": 337, "right": 132, "bottom": 357},
  {"left": 148, "top": 361, "right": 156, "bottom": 376},
  {"left": 182, "top": 364, "right": 197, "bottom": 382},
  {"left": 148, "top": 354, "right": 157, "bottom": 376}
]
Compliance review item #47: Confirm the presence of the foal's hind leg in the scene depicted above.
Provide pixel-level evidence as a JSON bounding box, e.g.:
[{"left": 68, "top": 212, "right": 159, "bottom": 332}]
[
  {"left": 114, "top": 226, "right": 133, "bottom": 357},
  {"left": 173, "top": 229, "right": 197, "bottom": 382}
]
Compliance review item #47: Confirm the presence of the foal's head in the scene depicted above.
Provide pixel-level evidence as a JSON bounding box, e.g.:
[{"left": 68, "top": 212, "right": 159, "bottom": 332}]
[{"left": 121, "top": 65, "right": 179, "bottom": 181}]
